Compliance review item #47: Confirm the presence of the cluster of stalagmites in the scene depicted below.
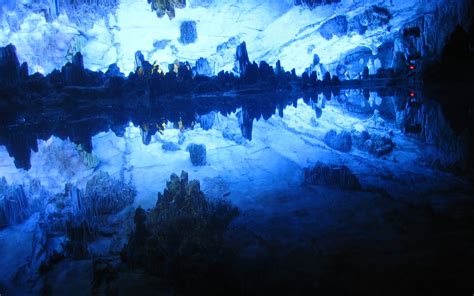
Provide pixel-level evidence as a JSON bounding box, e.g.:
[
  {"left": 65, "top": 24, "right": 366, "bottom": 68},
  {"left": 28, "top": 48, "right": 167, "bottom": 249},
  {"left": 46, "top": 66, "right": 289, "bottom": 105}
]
[
  {"left": 3, "top": 169, "right": 238, "bottom": 292},
  {"left": 122, "top": 171, "right": 238, "bottom": 286},
  {"left": 18, "top": 172, "right": 135, "bottom": 281},
  {"left": 0, "top": 178, "right": 46, "bottom": 229},
  {"left": 0, "top": 41, "right": 344, "bottom": 104}
]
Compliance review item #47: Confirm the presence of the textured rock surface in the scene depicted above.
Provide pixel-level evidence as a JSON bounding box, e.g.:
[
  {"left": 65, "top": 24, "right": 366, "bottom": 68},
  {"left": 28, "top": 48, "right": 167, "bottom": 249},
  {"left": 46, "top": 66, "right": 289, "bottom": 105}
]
[
  {"left": 303, "top": 162, "right": 361, "bottom": 190},
  {"left": 197, "top": 111, "right": 216, "bottom": 130},
  {"left": 123, "top": 171, "right": 238, "bottom": 285},
  {"left": 179, "top": 21, "right": 198, "bottom": 45},
  {"left": 82, "top": 172, "right": 136, "bottom": 216},
  {"left": 319, "top": 16, "right": 348, "bottom": 40},
  {"left": 324, "top": 130, "right": 352, "bottom": 152},
  {"left": 194, "top": 57, "right": 213, "bottom": 76},
  {"left": 186, "top": 143, "right": 207, "bottom": 166},
  {"left": 0, "top": 179, "right": 29, "bottom": 228}
]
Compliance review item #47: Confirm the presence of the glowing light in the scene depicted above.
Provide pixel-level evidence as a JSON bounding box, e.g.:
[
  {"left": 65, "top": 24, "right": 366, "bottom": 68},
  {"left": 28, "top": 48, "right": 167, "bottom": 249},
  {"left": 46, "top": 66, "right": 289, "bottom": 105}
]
[{"left": 409, "top": 65, "right": 416, "bottom": 71}]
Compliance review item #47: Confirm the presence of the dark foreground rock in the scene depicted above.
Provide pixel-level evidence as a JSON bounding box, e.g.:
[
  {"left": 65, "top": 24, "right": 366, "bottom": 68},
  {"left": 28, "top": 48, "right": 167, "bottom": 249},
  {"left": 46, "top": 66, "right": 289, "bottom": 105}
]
[
  {"left": 122, "top": 171, "right": 238, "bottom": 289},
  {"left": 303, "top": 162, "right": 362, "bottom": 190}
]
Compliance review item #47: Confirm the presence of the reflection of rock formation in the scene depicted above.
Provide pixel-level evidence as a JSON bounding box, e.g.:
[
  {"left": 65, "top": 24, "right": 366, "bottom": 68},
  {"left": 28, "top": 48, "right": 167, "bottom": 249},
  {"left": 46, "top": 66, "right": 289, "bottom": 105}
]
[
  {"left": 1, "top": 43, "right": 471, "bottom": 171},
  {"left": 396, "top": 95, "right": 471, "bottom": 170},
  {"left": 238, "top": 107, "right": 253, "bottom": 141}
]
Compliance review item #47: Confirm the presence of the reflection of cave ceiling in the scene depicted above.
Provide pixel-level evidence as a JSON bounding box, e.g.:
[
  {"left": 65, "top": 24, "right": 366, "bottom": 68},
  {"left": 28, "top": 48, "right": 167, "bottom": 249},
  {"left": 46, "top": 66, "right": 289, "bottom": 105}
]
[{"left": 0, "top": 0, "right": 472, "bottom": 77}]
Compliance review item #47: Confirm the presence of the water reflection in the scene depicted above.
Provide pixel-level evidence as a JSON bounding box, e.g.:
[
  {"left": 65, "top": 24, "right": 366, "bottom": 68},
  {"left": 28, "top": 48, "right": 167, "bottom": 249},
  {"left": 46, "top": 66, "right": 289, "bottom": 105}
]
[{"left": 0, "top": 86, "right": 472, "bottom": 171}]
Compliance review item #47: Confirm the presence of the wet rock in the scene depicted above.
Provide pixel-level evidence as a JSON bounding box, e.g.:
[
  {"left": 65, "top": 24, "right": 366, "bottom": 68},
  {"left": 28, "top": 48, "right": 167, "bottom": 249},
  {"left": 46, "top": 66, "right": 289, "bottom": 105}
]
[
  {"left": 179, "top": 21, "right": 198, "bottom": 45},
  {"left": 303, "top": 162, "right": 361, "bottom": 190},
  {"left": 319, "top": 16, "right": 348, "bottom": 40},
  {"left": 162, "top": 141, "right": 180, "bottom": 151},
  {"left": 324, "top": 130, "right": 352, "bottom": 152},
  {"left": 186, "top": 143, "right": 207, "bottom": 166}
]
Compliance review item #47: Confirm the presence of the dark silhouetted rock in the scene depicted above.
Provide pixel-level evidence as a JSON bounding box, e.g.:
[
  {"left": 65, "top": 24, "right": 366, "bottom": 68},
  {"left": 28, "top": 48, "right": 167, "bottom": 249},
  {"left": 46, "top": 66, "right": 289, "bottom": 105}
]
[
  {"left": 105, "top": 63, "right": 124, "bottom": 78},
  {"left": 322, "top": 72, "right": 332, "bottom": 86},
  {"left": 324, "top": 130, "right": 352, "bottom": 152},
  {"left": 19, "top": 62, "right": 28, "bottom": 80},
  {"left": 62, "top": 52, "right": 86, "bottom": 85},
  {"left": 236, "top": 41, "right": 250, "bottom": 78},
  {"left": 0, "top": 44, "right": 20, "bottom": 85},
  {"left": 179, "top": 21, "right": 198, "bottom": 44},
  {"left": 238, "top": 108, "right": 253, "bottom": 140},
  {"left": 122, "top": 171, "right": 238, "bottom": 286},
  {"left": 303, "top": 162, "right": 361, "bottom": 190},
  {"left": 186, "top": 143, "right": 207, "bottom": 166}
]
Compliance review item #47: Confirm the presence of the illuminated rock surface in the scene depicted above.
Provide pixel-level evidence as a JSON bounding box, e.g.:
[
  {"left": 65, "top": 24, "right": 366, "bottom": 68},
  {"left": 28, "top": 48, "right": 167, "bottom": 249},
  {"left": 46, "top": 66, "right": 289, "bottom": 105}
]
[{"left": 0, "top": 1, "right": 473, "bottom": 295}]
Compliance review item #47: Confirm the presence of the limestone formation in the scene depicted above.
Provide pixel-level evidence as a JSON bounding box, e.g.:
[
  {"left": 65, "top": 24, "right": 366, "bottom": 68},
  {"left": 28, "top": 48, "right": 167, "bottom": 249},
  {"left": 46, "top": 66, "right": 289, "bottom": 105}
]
[{"left": 303, "top": 162, "right": 361, "bottom": 190}]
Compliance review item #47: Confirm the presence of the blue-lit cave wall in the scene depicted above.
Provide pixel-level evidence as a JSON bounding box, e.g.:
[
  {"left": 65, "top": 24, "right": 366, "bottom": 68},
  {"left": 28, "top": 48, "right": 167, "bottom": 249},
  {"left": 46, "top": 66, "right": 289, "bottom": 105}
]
[{"left": 0, "top": 0, "right": 472, "bottom": 77}]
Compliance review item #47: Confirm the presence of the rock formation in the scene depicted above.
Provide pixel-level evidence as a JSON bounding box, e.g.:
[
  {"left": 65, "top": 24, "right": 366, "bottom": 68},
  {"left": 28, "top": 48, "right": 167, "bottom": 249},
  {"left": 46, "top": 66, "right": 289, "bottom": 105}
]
[
  {"left": 303, "top": 162, "right": 361, "bottom": 190},
  {"left": 186, "top": 143, "right": 207, "bottom": 166},
  {"left": 122, "top": 171, "right": 238, "bottom": 287},
  {"left": 324, "top": 130, "right": 352, "bottom": 152}
]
